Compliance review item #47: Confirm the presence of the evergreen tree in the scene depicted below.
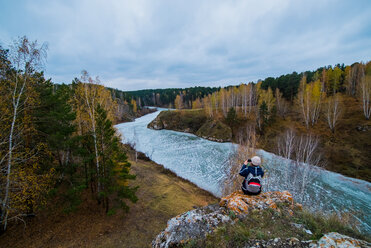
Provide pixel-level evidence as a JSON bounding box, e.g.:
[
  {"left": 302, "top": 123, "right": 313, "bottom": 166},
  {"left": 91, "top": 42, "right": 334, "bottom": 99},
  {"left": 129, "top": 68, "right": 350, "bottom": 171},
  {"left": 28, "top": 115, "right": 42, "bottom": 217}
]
[
  {"left": 34, "top": 80, "right": 77, "bottom": 176},
  {"left": 259, "top": 101, "right": 269, "bottom": 125},
  {"left": 225, "top": 107, "right": 237, "bottom": 129},
  {"left": 95, "top": 104, "right": 137, "bottom": 212}
]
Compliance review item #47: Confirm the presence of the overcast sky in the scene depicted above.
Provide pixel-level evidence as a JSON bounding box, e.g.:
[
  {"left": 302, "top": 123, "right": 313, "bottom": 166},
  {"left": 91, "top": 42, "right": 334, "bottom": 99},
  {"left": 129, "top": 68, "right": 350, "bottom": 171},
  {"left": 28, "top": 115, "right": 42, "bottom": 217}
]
[{"left": 1, "top": 0, "right": 370, "bottom": 91}]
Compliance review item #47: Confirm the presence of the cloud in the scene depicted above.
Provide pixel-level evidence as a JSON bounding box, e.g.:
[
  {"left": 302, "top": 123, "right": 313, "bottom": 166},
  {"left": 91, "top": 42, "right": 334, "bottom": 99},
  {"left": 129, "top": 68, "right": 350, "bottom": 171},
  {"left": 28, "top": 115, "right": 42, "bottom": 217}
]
[{"left": 0, "top": 0, "right": 370, "bottom": 91}]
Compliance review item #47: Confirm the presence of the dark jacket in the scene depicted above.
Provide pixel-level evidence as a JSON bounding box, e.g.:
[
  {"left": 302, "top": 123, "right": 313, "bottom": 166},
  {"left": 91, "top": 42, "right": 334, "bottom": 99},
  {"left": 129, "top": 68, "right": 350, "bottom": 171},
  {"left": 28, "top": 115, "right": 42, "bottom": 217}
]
[
  {"left": 239, "top": 164, "right": 264, "bottom": 178},
  {"left": 239, "top": 164, "right": 264, "bottom": 195}
]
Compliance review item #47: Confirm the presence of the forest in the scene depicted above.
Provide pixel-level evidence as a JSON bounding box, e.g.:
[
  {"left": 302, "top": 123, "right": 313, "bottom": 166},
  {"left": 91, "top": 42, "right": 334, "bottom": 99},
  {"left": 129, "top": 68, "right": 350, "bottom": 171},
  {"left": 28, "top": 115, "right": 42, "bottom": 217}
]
[
  {"left": 203, "top": 63, "right": 369, "bottom": 181},
  {"left": 139, "top": 62, "right": 371, "bottom": 182},
  {"left": 0, "top": 37, "right": 138, "bottom": 234}
]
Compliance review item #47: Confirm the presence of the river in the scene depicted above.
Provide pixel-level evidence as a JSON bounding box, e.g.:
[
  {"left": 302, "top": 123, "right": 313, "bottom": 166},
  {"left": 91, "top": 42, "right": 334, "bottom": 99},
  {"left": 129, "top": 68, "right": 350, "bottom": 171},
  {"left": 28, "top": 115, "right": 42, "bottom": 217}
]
[{"left": 115, "top": 108, "right": 371, "bottom": 234}]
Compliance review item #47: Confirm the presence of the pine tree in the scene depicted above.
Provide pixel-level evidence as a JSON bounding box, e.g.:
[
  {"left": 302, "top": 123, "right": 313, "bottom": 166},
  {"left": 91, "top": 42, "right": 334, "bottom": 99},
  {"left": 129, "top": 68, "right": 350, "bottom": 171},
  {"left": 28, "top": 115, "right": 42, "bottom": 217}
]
[
  {"left": 225, "top": 107, "right": 237, "bottom": 129},
  {"left": 95, "top": 104, "right": 137, "bottom": 212},
  {"left": 34, "top": 81, "right": 76, "bottom": 175}
]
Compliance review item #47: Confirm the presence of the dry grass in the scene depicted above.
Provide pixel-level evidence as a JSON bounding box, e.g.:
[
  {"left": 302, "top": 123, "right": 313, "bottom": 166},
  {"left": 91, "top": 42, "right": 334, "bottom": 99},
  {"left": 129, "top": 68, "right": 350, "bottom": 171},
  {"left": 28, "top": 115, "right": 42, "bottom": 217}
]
[{"left": 0, "top": 157, "right": 218, "bottom": 248}]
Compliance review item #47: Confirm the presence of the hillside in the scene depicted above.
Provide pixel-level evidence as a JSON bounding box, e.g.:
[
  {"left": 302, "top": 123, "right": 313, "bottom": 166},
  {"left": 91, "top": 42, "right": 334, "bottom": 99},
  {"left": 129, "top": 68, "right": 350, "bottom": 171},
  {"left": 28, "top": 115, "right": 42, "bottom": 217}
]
[
  {"left": 259, "top": 96, "right": 371, "bottom": 181},
  {"left": 148, "top": 109, "right": 232, "bottom": 142},
  {"left": 147, "top": 97, "right": 371, "bottom": 182},
  {"left": 0, "top": 146, "right": 218, "bottom": 248}
]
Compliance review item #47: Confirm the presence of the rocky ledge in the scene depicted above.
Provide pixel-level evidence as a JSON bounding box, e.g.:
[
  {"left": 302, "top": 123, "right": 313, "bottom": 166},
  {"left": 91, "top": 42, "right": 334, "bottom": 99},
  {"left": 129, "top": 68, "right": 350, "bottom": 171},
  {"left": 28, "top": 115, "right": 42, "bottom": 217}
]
[
  {"left": 152, "top": 191, "right": 370, "bottom": 248},
  {"left": 219, "top": 190, "right": 301, "bottom": 215},
  {"left": 152, "top": 204, "right": 232, "bottom": 248}
]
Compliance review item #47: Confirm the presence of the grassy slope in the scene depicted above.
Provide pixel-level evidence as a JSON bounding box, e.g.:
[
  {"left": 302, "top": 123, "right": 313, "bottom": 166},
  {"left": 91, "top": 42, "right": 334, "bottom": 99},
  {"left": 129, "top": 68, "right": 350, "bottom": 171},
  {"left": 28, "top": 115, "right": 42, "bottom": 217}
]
[
  {"left": 152, "top": 109, "right": 207, "bottom": 133},
  {"left": 0, "top": 156, "right": 217, "bottom": 248},
  {"left": 260, "top": 96, "right": 371, "bottom": 181},
  {"left": 149, "top": 109, "right": 232, "bottom": 142}
]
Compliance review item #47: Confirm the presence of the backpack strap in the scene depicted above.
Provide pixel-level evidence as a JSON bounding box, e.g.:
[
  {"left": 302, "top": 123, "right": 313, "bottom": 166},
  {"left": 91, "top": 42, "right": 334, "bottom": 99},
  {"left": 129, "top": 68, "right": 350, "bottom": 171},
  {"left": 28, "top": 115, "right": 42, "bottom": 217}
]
[{"left": 249, "top": 166, "right": 262, "bottom": 181}]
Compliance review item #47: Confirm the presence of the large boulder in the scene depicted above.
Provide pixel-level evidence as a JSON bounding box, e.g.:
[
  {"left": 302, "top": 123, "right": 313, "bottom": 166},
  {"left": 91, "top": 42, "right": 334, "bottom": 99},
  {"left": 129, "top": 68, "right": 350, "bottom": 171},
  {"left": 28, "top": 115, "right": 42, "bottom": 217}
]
[{"left": 152, "top": 204, "right": 232, "bottom": 248}]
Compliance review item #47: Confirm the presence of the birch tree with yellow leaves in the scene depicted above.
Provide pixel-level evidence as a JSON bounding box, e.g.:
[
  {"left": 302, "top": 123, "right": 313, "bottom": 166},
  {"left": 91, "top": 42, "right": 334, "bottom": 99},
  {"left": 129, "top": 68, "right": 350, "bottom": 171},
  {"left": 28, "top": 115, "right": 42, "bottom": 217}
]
[
  {"left": 131, "top": 99, "right": 137, "bottom": 113},
  {"left": 359, "top": 74, "right": 371, "bottom": 120},
  {"left": 258, "top": 86, "right": 275, "bottom": 114},
  {"left": 72, "top": 71, "right": 117, "bottom": 199},
  {"left": 203, "top": 95, "right": 213, "bottom": 117},
  {"left": 192, "top": 97, "right": 202, "bottom": 109},
  {"left": 219, "top": 88, "right": 227, "bottom": 116},
  {"left": 0, "top": 37, "right": 53, "bottom": 233},
  {"left": 325, "top": 93, "right": 342, "bottom": 133},
  {"left": 275, "top": 87, "right": 289, "bottom": 119},
  {"left": 174, "top": 94, "right": 183, "bottom": 109},
  {"left": 297, "top": 76, "right": 324, "bottom": 129}
]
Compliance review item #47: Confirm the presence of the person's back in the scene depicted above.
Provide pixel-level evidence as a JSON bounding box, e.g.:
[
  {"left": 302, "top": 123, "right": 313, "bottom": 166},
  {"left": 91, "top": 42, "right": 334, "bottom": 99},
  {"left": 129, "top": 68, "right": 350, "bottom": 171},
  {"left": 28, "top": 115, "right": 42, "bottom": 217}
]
[{"left": 239, "top": 156, "right": 264, "bottom": 195}]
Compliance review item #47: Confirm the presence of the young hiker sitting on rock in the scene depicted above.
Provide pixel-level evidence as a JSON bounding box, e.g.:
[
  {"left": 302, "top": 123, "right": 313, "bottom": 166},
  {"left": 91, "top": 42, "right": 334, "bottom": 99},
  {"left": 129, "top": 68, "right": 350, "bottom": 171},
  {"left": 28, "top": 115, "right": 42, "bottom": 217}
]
[{"left": 239, "top": 156, "right": 264, "bottom": 195}]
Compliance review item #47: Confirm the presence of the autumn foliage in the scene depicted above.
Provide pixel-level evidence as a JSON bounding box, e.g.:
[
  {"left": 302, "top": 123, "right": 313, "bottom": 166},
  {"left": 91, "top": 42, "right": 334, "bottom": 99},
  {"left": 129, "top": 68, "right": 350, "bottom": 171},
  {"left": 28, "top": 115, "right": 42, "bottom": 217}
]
[
  {"left": 170, "top": 61, "right": 371, "bottom": 182},
  {"left": 0, "top": 37, "right": 137, "bottom": 233}
]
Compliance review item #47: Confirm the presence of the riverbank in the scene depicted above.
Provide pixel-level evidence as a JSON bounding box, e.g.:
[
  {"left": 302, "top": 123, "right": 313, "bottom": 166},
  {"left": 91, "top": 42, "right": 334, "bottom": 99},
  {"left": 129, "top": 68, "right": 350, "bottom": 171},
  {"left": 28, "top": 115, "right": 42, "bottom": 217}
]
[
  {"left": 116, "top": 106, "right": 158, "bottom": 124},
  {"left": 147, "top": 105, "right": 371, "bottom": 182},
  {"left": 147, "top": 109, "right": 232, "bottom": 142},
  {"left": 0, "top": 145, "right": 218, "bottom": 248}
]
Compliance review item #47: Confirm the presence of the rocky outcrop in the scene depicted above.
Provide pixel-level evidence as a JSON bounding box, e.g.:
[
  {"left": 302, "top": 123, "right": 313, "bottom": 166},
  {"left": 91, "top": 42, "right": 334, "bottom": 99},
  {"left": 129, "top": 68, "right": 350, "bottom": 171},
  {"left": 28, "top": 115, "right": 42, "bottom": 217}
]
[
  {"left": 219, "top": 190, "right": 301, "bottom": 214},
  {"left": 152, "top": 191, "right": 370, "bottom": 248},
  {"left": 148, "top": 114, "right": 166, "bottom": 130},
  {"left": 152, "top": 204, "right": 232, "bottom": 248},
  {"left": 153, "top": 191, "right": 301, "bottom": 247}
]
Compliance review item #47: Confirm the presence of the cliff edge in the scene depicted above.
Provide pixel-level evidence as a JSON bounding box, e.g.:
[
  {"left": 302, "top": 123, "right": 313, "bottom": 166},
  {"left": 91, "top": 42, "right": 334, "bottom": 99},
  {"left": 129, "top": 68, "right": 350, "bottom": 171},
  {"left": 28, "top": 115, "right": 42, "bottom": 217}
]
[{"left": 152, "top": 191, "right": 370, "bottom": 248}]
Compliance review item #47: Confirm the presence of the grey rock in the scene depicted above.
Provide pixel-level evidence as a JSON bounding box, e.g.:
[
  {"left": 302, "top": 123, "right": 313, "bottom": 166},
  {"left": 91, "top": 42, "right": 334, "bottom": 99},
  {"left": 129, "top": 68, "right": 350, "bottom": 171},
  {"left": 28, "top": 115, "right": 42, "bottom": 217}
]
[
  {"left": 310, "top": 232, "right": 371, "bottom": 248},
  {"left": 242, "top": 238, "right": 312, "bottom": 247},
  {"left": 356, "top": 125, "right": 369, "bottom": 132},
  {"left": 152, "top": 204, "right": 232, "bottom": 248},
  {"left": 292, "top": 223, "right": 313, "bottom": 235}
]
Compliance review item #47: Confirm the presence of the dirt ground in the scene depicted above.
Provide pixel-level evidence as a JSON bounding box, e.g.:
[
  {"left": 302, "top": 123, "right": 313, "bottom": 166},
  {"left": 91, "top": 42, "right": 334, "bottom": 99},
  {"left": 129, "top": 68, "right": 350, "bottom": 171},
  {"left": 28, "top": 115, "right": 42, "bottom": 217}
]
[{"left": 0, "top": 158, "right": 218, "bottom": 248}]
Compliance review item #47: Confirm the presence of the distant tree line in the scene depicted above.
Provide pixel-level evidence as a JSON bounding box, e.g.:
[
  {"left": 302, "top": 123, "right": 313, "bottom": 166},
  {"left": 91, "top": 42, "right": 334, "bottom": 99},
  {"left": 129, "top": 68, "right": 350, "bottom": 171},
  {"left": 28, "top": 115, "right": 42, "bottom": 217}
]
[
  {"left": 107, "top": 86, "right": 222, "bottom": 109},
  {"left": 106, "top": 62, "right": 369, "bottom": 117}
]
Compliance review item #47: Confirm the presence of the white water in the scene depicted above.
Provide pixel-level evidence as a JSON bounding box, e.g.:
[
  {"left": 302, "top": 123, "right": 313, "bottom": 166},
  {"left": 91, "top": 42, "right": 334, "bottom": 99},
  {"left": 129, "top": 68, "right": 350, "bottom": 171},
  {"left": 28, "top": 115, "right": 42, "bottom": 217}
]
[{"left": 116, "top": 108, "right": 371, "bottom": 234}]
